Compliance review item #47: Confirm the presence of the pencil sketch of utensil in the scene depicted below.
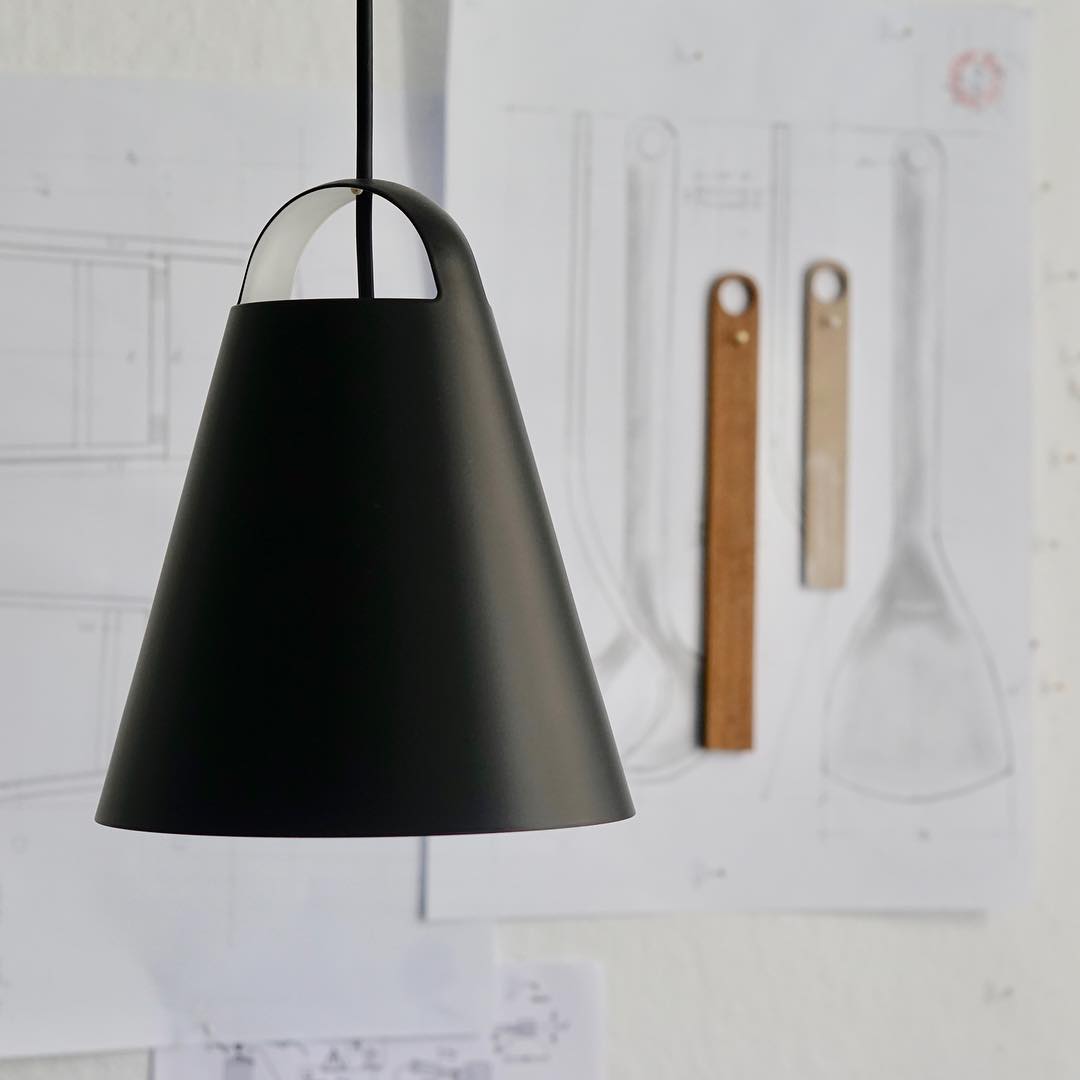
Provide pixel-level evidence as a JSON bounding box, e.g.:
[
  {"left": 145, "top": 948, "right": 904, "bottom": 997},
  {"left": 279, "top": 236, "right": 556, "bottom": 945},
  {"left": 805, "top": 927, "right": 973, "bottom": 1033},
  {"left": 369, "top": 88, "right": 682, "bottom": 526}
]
[
  {"left": 563, "top": 113, "right": 674, "bottom": 758},
  {"left": 619, "top": 116, "right": 701, "bottom": 777},
  {"left": 823, "top": 133, "right": 1011, "bottom": 801},
  {"left": 623, "top": 117, "right": 681, "bottom": 653}
]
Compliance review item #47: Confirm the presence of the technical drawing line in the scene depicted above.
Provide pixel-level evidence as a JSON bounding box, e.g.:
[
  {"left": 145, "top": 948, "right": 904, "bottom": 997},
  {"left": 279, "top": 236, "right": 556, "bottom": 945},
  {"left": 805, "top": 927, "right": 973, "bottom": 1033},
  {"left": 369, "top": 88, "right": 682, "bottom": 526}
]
[
  {"left": 765, "top": 122, "right": 801, "bottom": 528},
  {"left": 0, "top": 222, "right": 248, "bottom": 254},
  {"left": 0, "top": 769, "right": 105, "bottom": 790},
  {"left": 0, "top": 783, "right": 104, "bottom": 806},
  {"left": 0, "top": 588, "right": 150, "bottom": 609},
  {"left": 0, "top": 225, "right": 245, "bottom": 466},
  {"left": 0, "top": 591, "right": 148, "bottom": 806}
]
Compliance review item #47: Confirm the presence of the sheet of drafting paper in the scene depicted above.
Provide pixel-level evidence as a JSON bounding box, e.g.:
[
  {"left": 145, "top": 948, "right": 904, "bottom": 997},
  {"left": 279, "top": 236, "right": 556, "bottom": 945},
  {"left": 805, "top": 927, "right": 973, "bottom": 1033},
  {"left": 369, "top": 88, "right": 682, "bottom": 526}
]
[
  {"left": 153, "top": 961, "right": 606, "bottom": 1080},
  {"left": 426, "top": 0, "right": 1033, "bottom": 917},
  {"left": 0, "top": 68, "right": 492, "bottom": 1056},
  {"left": 492, "top": 962, "right": 606, "bottom": 1080}
]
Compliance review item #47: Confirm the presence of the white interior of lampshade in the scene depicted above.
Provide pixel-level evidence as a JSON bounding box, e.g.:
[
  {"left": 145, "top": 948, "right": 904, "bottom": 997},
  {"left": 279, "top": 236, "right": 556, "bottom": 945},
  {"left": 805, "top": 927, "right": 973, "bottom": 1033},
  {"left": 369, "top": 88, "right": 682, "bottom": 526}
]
[
  {"left": 240, "top": 187, "right": 358, "bottom": 304},
  {"left": 240, "top": 186, "right": 438, "bottom": 303}
]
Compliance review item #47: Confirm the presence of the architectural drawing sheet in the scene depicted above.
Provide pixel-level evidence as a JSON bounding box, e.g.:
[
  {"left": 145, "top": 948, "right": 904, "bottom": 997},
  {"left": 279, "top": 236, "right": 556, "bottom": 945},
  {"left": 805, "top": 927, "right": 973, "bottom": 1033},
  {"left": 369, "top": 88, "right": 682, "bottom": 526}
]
[
  {"left": 427, "top": 1, "right": 1033, "bottom": 916},
  {"left": 0, "top": 73, "right": 491, "bottom": 1057},
  {"left": 154, "top": 961, "right": 606, "bottom": 1080}
]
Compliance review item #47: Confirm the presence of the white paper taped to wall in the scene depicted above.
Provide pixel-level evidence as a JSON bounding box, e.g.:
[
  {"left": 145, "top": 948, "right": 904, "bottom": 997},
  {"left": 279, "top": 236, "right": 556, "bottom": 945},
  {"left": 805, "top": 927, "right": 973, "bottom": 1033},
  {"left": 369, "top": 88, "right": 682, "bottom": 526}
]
[
  {"left": 0, "top": 67, "right": 492, "bottom": 1057},
  {"left": 425, "top": 0, "right": 1033, "bottom": 917},
  {"left": 153, "top": 962, "right": 607, "bottom": 1080}
]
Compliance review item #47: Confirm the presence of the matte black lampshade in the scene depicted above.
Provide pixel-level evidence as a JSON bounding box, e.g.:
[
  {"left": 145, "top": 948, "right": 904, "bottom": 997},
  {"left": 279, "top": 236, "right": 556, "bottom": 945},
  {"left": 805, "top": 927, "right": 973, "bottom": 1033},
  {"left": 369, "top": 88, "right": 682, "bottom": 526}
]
[{"left": 94, "top": 180, "right": 634, "bottom": 837}]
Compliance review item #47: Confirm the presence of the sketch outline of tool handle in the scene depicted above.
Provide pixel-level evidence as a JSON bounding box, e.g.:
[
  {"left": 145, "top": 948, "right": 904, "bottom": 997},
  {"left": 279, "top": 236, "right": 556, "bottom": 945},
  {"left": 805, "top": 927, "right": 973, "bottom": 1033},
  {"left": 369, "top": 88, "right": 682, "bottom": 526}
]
[{"left": 561, "top": 112, "right": 699, "bottom": 780}]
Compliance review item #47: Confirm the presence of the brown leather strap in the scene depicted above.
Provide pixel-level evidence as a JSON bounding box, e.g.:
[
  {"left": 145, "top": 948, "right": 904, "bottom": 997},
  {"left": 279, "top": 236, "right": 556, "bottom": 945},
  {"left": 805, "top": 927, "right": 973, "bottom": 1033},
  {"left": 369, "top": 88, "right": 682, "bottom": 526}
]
[{"left": 703, "top": 276, "right": 759, "bottom": 751}]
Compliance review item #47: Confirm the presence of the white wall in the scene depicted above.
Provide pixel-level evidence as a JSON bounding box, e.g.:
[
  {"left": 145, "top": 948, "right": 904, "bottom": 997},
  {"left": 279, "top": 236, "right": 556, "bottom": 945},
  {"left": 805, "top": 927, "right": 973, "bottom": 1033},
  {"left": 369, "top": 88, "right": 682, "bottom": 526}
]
[{"left": 0, "top": 2, "right": 1075, "bottom": 1077}]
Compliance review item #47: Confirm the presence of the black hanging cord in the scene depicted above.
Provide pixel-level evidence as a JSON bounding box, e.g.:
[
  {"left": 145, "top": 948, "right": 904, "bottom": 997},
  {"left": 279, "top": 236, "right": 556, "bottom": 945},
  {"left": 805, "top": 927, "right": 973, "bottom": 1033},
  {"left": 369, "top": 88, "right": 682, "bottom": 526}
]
[{"left": 356, "top": 0, "right": 374, "bottom": 298}]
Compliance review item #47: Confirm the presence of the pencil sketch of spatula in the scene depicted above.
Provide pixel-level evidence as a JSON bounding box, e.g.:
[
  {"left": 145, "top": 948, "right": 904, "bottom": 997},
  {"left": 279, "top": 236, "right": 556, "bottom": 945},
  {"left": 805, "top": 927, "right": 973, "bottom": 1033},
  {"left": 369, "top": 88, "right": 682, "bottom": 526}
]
[{"left": 823, "top": 132, "right": 1011, "bottom": 801}]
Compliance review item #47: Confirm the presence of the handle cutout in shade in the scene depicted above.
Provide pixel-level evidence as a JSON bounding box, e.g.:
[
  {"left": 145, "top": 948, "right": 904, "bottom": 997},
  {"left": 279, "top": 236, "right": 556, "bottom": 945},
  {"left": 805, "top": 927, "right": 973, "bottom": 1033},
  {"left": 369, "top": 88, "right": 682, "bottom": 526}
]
[{"left": 239, "top": 181, "right": 447, "bottom": 305}]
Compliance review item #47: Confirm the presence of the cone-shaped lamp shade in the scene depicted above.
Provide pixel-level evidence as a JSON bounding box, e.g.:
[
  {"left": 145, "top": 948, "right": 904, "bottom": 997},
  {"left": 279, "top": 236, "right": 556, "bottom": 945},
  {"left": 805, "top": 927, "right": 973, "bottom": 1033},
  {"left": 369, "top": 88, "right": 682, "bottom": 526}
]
[{"left": 95, "top": 180, "right": 634, "bottom": 837}]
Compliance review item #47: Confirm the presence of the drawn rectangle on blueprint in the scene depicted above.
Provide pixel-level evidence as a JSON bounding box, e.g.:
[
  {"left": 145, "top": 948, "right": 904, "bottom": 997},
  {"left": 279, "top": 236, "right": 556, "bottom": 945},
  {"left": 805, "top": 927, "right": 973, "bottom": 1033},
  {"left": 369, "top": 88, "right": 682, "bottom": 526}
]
[
  {"left": 0, "top": 229, "right": 248, "bottom": 463},
  {"left": 0, "top": 256, "right": 76, "bottom": 448},
  {"left": 0, "top": 243, "right": 157, "bottom": 457},
  {"left": 0, "top": 70, "right": 492, "bottom": 1058},
  {"left": 0, "top": 595, "right": 144, "bottom": 798},
  {"left": 426, "top": 0, "right": 1033, "bottom": 917}
]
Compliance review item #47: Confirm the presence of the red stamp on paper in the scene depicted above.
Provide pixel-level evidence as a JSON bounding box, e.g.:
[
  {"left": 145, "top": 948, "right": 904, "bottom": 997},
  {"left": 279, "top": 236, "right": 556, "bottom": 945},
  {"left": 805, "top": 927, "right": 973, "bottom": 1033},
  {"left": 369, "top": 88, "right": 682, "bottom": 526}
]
[{"left": 948, "top": 50, "right": 1006, "bottom": 111}]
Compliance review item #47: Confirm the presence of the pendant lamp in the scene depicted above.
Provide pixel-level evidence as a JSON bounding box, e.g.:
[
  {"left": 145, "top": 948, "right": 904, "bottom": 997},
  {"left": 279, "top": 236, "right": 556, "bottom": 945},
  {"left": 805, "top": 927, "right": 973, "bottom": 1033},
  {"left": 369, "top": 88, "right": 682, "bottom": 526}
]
[{"left": 94, "top": 3, "right": 634, "bottom": 837}]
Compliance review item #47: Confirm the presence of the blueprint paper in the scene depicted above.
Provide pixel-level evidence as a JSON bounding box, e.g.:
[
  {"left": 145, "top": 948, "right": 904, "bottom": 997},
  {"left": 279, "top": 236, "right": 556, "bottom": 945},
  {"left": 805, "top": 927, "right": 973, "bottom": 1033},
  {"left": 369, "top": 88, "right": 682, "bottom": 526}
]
[
  {"left": 0, "top": 71, "right": 492, "bottom": 1056},
  {"left": 492, "top": 962, "right": 605, "bottom": 1080},
  {"left": 153, "top": 961, "right": 606, "bottom": 1080},
  {"left": 426, "top": 0, "right": 1032, "bottom": 916}
]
